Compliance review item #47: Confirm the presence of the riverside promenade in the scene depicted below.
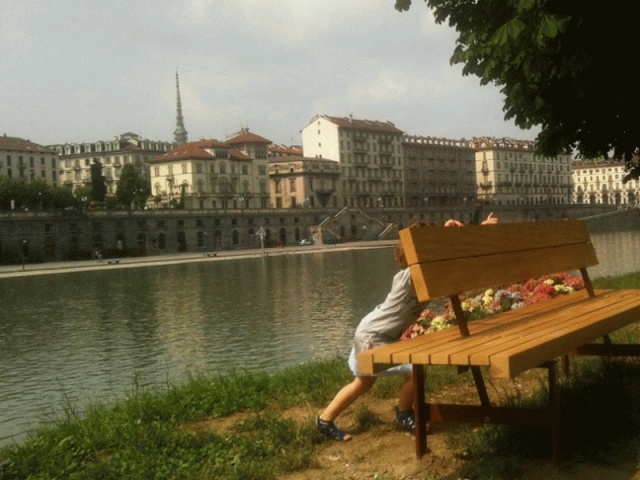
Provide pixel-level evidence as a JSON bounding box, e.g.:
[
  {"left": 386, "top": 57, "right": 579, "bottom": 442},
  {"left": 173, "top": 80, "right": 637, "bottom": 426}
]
[{"left": 0, "top": 240, "right": 397, "bottom": 279}]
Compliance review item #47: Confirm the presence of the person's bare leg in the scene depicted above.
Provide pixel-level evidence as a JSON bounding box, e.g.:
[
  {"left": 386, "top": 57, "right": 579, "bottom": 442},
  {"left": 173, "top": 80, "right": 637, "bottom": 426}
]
[
  {"left": 320, "top": 376, "right": 376, "bottom": 423},
  {"left": 397, "top": 372, "right": 415, "bottom": 412},
  {"left": 318, "top": 376, "right": 377, "bottom": 441}
]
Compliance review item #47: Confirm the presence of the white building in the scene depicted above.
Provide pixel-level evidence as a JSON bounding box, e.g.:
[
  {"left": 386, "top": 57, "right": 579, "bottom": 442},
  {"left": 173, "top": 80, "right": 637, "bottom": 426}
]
[
  {"left": 301, "top": 114, "right": 405, "bottom": 208},
  {"left": 0, "top": 134, "right": 58, "bottom": 186},
  {"left": 572, "top": 160, "right": 640, "bottom": 206},
  {"left": 473, "top": 137, "right": 573, "bottom": 205},
  {"left": 50, "top": 133, "right": 173, "bottom": 194}
]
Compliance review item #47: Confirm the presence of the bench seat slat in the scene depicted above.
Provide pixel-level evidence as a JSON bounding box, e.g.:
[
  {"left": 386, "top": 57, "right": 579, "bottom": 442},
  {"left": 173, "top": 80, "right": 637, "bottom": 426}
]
[
  {"left": 357, "top": 291, "right": 592, "bottom": 374},
  {"left": 358, "top": 290, "right": 640, "bottom": 378}
]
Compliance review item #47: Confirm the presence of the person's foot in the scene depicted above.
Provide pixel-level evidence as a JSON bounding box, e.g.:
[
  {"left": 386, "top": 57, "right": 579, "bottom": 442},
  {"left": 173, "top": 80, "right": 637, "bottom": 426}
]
[
  {"left": 396, "top": 409, "right": 416, "bottom": 434},
  {"left": 316, "top": 416, "right": 352, "bottom": 441}
]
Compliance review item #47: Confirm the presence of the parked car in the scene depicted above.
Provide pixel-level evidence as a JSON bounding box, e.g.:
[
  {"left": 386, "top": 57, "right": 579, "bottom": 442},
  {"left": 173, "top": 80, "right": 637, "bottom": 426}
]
[{"left": 299, "top": 239, "right": 313, "bottom": 246}]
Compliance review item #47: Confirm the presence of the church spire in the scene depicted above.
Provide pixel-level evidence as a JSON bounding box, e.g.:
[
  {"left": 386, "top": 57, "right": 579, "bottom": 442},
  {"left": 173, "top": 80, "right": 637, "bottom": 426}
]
[{"left": 173, "top": 71, "right": 188, "bottom": 145}]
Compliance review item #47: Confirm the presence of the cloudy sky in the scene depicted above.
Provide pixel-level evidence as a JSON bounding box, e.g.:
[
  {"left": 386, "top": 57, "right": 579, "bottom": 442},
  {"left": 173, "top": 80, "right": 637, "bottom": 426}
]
[{"left": 1, "top": 0, "right": 539, "bottom": 147}]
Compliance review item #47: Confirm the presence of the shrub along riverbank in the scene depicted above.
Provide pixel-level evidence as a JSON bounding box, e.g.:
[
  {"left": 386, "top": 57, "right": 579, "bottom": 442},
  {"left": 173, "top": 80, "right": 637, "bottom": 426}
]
[{"left": 2, "top": 273, "right": 640, "bottom": 479}]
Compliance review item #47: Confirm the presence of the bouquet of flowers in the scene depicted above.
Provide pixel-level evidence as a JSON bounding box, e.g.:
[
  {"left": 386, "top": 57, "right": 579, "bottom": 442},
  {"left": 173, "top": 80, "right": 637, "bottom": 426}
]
[{"left": 401, "top": 272, "right": 585, "bottom": 340}]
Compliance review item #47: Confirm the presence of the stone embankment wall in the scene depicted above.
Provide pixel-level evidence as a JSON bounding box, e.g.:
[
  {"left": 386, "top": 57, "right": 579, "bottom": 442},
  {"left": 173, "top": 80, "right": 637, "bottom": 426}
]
[{"left": 0, "top": 204, "right": 617, "bottom": 264}]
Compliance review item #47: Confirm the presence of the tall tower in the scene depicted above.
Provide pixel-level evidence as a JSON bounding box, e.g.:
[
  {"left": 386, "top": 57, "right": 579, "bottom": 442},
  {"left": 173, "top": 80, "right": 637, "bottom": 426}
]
[{"left": 173, "top": 71, "right": 188, "bottom": 145}]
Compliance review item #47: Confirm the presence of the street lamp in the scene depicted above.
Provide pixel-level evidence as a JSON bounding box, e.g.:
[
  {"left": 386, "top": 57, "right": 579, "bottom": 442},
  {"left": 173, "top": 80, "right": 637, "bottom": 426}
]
[{"left": 21, "top": 239, "right": 28, "bottom": 270}]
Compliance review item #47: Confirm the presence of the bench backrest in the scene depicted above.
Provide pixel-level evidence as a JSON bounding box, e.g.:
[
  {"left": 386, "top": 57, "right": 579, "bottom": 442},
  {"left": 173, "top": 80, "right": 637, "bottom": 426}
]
[{"left": 399, "top": 220, "right": 598, "bottom": 303}]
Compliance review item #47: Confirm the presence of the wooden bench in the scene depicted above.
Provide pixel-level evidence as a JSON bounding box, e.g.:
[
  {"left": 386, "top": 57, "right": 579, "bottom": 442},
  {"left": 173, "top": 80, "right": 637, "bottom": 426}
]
[{"left": 357, "top": 219, "right": 640, "bottom": 467}]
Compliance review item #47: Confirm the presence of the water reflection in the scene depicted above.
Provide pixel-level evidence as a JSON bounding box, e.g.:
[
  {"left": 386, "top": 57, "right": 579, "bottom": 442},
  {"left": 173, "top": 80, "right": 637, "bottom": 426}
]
[
  {"left": 590, "top": 230, "right": 640, "bottom": 279},
  {"left": 0, "top": 248, "right": 398, "bottom": 446}
]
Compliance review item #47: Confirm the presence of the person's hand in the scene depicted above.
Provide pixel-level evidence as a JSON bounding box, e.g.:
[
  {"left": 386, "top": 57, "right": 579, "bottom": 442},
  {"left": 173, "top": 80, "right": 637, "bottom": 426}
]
[
  {"left": 481, "top": 212, "right": 498, "bottom": 225},
  {"left": 444, "top": 219, "right": 464, "bottom": 227}
]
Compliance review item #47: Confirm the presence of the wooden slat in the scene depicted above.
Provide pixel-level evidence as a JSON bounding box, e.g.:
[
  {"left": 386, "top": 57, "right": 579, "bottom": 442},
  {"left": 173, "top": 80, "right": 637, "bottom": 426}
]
[
  {"left": 409, "top": 243, "right": 598, "bottom": 302},
  {"left": 490, "top": 292, "right": 640, "bottom": 377},
  {"left": 356, "top": 290, "right": 640, "bottom": 378},
  {"left": 356, "top": 291, "right": 593, "bottom": 374},
  {"left": 400, "top": 220, "right": 593, "bottom": 266}
]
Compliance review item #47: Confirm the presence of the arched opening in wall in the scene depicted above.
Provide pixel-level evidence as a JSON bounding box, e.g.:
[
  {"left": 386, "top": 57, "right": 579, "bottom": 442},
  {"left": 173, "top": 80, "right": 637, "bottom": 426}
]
[
  {"left": 248, "top": 228, "right": 256, "bottom": 247},
  {"left": 589, "top": 194, "right": 597, "bottom": 204},
  {"left": 340, "top": 225, "right": 346, "bottom": 239},
  {"left": 93, "top": 235, "right": 104, "bottom": 250},
  {"left": 136, "top": 233, "right": 146, "bottom": 255},
  {"left": 350, "top": 224, "right": 358, "bottom": 240},
  {"left": 158, "top": 233, "right": 166, "bottom": 250},
  {"left": 265, "top": 228, "right": 272, "bottom": 245},
  {"left": 295, "top": 227, "right": 301, "bottom": 242},
  {"left": 628, "top": 191, "right": 636, "bottom": 205},
  {"left": 177, "top": 231, "right": 187, "bottom": 252},
  {"left": 279, "top": 228, "right": 286, "bottom": 245},
  {"left": 232, "top": 230, "right": 239, "bottom": 246},
  {"left": 68, "top": 236, "right": 80, "bottom": 258},
  {"left": 44, "top": 236, "right": 56, "bottom": 259},
  {"left": 615, "top": 192, "right": 622, "bottom": 205},
  {"left": 214, "top": 230, "right": 222, "bottom": 248},
  {"left": 115, "top": 234, "right": 126, "bottom": 252}
]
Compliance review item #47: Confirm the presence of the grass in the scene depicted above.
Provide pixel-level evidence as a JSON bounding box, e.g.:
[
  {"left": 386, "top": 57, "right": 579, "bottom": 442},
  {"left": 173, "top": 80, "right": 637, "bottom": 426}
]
[{"left": 2, "top": 272, "right": 640, "bottom": 479}]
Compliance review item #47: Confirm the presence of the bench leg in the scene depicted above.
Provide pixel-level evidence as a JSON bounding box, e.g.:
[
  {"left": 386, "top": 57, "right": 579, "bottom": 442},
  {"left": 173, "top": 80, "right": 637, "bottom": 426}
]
[
  {"left": 547, "top": 361, "right": 562, "bottom": 470},
  {"left": 412, "top": 364, "right": 428, "bottom": 458}
]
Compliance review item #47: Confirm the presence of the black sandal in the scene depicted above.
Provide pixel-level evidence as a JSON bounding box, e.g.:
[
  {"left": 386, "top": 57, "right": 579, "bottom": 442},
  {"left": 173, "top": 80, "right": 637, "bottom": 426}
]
[
  {"left": 396, "top": 409, "right": 416, "bottom": 434},
  {"left": 316, "top": 416, "right": 351, "bottom": 441}
]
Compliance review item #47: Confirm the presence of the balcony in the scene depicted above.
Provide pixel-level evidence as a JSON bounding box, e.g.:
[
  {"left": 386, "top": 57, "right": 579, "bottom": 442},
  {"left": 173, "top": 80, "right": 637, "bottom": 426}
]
[{"left": 479, "top": 181, "right": 493, "bottom": 190}]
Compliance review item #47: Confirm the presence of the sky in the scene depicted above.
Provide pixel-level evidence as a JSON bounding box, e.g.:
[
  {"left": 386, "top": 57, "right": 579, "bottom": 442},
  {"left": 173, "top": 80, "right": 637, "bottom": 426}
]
[{"left": 1, "top": 0, "right": 540, "bottom": 148}]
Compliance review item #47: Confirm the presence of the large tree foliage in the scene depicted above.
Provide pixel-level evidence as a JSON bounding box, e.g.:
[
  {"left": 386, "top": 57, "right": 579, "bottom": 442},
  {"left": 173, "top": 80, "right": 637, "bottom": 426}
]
[
  {"left": 395, "top": 0, "right": 640, "bottom": 179},
  {"left": 115, "top": 163, "right": 150, "bottom": 209}
]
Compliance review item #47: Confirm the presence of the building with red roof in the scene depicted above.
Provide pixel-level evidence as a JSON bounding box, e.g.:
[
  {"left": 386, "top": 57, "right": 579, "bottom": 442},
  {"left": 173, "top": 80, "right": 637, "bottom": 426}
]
[{"left": 149, "top": 129, "right": 271, "bottom": 210}]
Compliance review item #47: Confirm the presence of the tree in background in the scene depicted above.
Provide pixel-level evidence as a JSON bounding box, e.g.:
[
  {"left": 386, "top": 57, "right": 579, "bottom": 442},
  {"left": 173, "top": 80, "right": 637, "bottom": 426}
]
[
  {"left": 115, "top": 163, "right": 150, "bottom": 209},
  {"left": 90, "top": 161, "right": 107, "bottom": 202},
  {"left": 0, "top": 178, "right": 79, "bottom": 210},
  {"left": 394, "top": 0, "right": 640, "bottom": 179}
]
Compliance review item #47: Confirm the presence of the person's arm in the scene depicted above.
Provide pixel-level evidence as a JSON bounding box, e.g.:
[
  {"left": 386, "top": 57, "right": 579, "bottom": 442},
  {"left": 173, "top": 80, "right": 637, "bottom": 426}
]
[
  {"left": 444, "top": 212, "right": 498, "bottom": 227},
  {"left": 481, "top": 212, "right": 498, "bottom": 225}
]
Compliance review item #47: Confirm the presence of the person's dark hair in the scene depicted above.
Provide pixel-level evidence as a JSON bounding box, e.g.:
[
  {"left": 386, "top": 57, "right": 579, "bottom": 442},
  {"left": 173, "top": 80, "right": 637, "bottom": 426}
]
[{"left": 395, "top": 221, "right": 430, "bottom": 269}]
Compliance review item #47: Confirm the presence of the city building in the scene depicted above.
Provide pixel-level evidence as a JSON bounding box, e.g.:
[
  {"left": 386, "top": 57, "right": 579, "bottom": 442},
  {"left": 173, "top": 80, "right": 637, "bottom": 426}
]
[
  {"left": 149, "top": 131, "right": 270, "bottom": 209},
  {"left": 572, "top": 160, "right": 640, "bottom": 206},
  {"left": 224, "top": 128, "right": 271, "bottom": 209},
  {"left": 0, "top": 135, "right": 58, "bottom": 186},
  {"left": 402, "top": 135, "right": 476, "bottom": 208},
  {"left": 301, "top": 114, "right": 405, "bottom": 208},
  {"left": 473, "top": 137, "right": 573, "bottom": 205},
  {"left": 269, "top": 144, "right": 303, "bottom": 157},
  {"left": 50, "top": 133, "right": 173, "bottom": 195},
  {"left": 268, "top": 156, "right": 341, "bottom": 208}
]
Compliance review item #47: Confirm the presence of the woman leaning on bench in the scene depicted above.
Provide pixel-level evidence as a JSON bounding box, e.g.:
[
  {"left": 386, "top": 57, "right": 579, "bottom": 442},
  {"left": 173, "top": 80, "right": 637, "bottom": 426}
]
[{"left": 316, "top": 213, "right": 498, "bottom": 442}]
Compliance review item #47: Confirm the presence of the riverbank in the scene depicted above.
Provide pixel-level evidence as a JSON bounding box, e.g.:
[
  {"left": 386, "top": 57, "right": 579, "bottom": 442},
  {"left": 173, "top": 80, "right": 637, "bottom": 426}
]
[
  {"left": 0, "top": 240, "right": 397, "bottom": 279},
  {"left": 2, "top": 272, "right": 640, "bottom": 479}
]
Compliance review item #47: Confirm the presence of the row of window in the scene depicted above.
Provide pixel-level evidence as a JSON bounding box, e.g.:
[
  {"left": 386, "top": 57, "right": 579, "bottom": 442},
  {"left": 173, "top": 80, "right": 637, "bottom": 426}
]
[{"left": 4, "top": 155, "right": 55, "bottom": 168}]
